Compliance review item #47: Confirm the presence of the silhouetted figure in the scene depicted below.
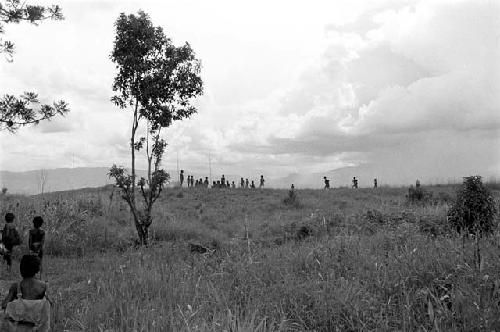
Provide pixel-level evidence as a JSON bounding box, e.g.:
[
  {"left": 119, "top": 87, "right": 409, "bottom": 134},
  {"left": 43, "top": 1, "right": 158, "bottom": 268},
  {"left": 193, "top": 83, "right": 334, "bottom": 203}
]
[
  {"left": 216, "top": 180, "right": 221, "bottom": 188},
  {"left": 245, "top": 179, "right": 249, "bottom": 188},
  {"left": 259, "top": 175, "right": 265, "bottom": 188},
  {"left": 323, "top": 176, "right": 330, "bottom": 189},
  {"left": 231, "top": 181, "right": 236, "bottom": 189},
  {"left": 212, "top": 181, "right": 216, "bottom": 188},
  {"left": 180, "top": 170, "right": 185, "bottom": 187},
  {"left": 416, "top": 179, "right": 421, "bottom": 188},
  {"left": 374, "top": 178, "right": 378, "bottom": 188},
  {"left": 221, "top": 175, "right": 225, "bottom": 186},
  {"left": 251, "top": 180, "right": 255, "bottom": 189},
  {"left": 195, "top": 179, "right": 199, "bottom": 187},
  {"left": 240, "top": 178, "right": 244, "bottom": 188},
  {"left": 204, "top": 177, "right": 209, "bottom": 188},
  {"left": 352, "top": 177, "right": 358, "bottom": 189},
  {"left": 199, "top": 179, "right": 203, "bottom": 188},
  {"left": 291, "top": 184, "right": 295, "bottom": 190}
]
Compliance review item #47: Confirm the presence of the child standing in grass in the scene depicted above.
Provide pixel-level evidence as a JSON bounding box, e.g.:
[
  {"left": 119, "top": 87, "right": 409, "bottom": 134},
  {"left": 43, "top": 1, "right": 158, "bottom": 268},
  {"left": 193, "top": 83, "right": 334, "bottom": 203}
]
[
  {"left": 29, "top": 216, "right": 45, "bottom": 277},
  {"left": 2, "top": 213, "right": 21, "bottom": 272}
]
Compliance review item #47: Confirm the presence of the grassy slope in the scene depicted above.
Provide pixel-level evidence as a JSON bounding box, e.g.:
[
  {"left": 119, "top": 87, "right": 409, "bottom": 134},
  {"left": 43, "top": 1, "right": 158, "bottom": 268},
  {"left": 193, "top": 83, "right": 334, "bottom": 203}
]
[{"left": 0, "top": 185, "right": 499, "bottom": 331}]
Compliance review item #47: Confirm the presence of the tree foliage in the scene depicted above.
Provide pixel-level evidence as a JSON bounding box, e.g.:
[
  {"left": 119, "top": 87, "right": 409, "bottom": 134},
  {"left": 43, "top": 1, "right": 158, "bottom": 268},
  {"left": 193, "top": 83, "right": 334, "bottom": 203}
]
[
  {"left": 448, "top": 176, "right": 498, "bottom": 235},
  {"left": 0, "top": 0, "right": 68, "bottom": 132},
  {"left": 1, "top": 0, "right": 63, "bottom": 59},
  {"left": 108, "top": 10, "right": 203, "bottom": 245},
  {"left": 0, "top": 92, "right": 69, "bottom": 131}
]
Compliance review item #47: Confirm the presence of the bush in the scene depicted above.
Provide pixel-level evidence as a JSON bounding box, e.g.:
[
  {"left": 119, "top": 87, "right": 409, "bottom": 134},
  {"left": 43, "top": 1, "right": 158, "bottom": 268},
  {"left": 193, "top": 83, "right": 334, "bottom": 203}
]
[
  {"left": 283, "top": 189, "right": 301, "bottom": 208},
  {"left": 418, "top": 215, "right": 450, "bottom": 237},
  {"left": 448, "top": 176, "right": 498, "bottom": 235},
  {"left": 407, "top": 186, "right": 432, "bottom": 204}
]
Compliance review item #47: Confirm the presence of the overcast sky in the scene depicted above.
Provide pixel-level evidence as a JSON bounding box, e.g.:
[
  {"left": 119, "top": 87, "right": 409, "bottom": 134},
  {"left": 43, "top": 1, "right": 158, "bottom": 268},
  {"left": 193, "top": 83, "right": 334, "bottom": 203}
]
[{"left": 0, "top": 0, "right": 499, "bottom": 186}]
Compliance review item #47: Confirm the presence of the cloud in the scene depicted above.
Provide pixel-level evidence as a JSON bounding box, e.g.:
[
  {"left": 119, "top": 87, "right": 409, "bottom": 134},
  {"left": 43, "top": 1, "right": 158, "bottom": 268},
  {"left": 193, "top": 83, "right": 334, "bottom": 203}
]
[
  {"left": 214, "top": 0, "right": 500, "bottom": 182},
  {"left": 1, "top": 0, "right": 498, "bottom": 185}
]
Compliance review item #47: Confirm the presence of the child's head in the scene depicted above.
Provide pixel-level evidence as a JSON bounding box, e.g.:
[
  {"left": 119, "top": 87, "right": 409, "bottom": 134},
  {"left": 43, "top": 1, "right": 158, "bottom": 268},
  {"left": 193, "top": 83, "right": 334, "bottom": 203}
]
[
  {"left": 20, "top": 255, "right": 41, "bottom": 278},
  {"left": 4, "top": 213, "right": 15, "bottom": 223},
  {"left": 33, "top": 216, "right": 44, "bottom": 229}
]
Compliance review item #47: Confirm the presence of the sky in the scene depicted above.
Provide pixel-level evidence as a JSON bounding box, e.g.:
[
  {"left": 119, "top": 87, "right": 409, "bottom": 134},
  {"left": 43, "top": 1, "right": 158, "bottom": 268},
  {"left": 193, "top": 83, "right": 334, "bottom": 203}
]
[{"left": 0, "top": 0, "right": 499, "bottom": 187}]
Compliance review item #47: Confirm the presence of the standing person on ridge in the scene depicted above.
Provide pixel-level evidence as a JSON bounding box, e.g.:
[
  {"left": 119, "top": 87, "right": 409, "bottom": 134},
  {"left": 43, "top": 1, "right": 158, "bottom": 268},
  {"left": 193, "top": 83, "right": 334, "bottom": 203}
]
[
  {"left": 352, "top": 177, "right": 358, "bottom": 189},
  {"left": 179, "top": 170, "right": 185, "bottom": 187},
  {"left": 245, "top": 178, "right": 249, "bottom": 189},
  {"left": 259, "top": 175, "right": 265, "bottom": 188},
  {"left": 323, "top": 176, "right": 330, "bottom": 190},
  {"left": 240, "top": 178, "right": 244, "bottom": 188},
  {"left": 373, "top": 178, "right": 378, "bottom": 188}
]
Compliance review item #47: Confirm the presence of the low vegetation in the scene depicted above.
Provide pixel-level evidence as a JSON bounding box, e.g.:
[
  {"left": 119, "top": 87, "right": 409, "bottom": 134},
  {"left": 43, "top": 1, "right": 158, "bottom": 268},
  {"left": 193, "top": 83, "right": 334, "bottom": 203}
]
[{"left": 0, "top": 183, "right": 499, "bottom": 331}]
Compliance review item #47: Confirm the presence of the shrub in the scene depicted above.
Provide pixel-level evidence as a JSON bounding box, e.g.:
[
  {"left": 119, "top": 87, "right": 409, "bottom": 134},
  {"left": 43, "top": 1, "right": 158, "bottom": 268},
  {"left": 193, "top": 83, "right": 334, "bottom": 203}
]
[
  {"left": 418, "top": 215, "right": 450, "bottom": 237},
  {"left": 448, "top": 176, "right": 498, "bottom": 235},
  {"left": 1, "top": 187, "right": 7, "bottom": 195},
  {"left": 407, "top": 186, "right": 432, "bottom": 204},
  {"left": 283, "top": 189, "right": 301, "bottom": 208},
  {"left": 364, "top": 209, "right": 385, "bottom": 224}
]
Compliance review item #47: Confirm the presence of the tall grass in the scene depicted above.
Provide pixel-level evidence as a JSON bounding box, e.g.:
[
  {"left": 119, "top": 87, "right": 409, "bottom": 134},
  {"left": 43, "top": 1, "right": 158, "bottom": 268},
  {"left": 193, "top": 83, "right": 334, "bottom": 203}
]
[{"left": 0, "top": 185, "right": 499, "bottom": 330}]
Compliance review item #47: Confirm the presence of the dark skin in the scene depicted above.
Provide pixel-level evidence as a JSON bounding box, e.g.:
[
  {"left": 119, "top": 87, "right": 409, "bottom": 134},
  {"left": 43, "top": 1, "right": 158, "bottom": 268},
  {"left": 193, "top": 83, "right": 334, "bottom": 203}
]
[
  {"left": 1, "top": 278, "right": 46, "bottom": 309},
  {"left": 29, "top": 228, "right": 45, "bottom": 253}
]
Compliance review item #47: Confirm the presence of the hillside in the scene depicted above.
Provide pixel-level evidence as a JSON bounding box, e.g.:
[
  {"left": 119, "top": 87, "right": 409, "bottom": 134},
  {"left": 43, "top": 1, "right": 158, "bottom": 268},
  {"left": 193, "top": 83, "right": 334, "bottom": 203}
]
[{"left": 1, "top": 184, "right": 499, "bottom": 330}]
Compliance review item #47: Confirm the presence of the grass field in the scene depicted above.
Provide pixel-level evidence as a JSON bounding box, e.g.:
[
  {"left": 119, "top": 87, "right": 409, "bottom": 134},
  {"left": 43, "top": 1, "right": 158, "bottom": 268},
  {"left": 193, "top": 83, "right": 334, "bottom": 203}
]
[{"left": 0, "top": 184, "right": 499, "bottom": 331}]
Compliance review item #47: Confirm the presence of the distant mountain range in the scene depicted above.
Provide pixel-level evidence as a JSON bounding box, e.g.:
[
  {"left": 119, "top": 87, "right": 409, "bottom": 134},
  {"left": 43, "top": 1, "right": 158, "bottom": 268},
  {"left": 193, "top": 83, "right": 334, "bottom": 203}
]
[
  {"left": 0, "top": 167, "right": 119, "bottom": 195},
  {"left": 0, "top": 167, "right": 248, "bottom": 194}
]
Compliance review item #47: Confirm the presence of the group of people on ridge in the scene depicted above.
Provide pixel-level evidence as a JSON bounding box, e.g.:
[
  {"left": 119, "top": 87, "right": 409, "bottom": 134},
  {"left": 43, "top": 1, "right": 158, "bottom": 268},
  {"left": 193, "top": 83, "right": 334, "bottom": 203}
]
[
  {"left": 180, "top": 170, "right": 266, "bottom": 189},
  {"left": 322, "top": 176, "right": 377, "bottom": 189}
]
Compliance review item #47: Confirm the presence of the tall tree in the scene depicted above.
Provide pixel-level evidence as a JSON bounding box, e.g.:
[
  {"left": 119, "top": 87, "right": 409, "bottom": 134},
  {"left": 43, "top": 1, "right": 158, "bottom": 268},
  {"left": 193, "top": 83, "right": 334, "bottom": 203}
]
[
  {"left": 109, "top": 11, "right": 203, "bottom": 245},
  {"left": 0, "top": 0, "right": 69, "bottom": 132}
]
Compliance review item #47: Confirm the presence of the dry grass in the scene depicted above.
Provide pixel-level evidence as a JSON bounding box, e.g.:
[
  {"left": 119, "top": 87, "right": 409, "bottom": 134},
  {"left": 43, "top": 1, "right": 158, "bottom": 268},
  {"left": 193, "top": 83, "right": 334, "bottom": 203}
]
[{"left": 1, "top": 185, "right": 499, "bottom": 331}]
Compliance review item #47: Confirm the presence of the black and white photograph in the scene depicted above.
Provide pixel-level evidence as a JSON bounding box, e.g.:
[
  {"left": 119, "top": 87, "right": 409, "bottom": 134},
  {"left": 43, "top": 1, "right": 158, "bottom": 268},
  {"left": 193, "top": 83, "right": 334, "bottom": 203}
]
[{"left": 0, "top": 0, "right": 499, "bottom": 330}]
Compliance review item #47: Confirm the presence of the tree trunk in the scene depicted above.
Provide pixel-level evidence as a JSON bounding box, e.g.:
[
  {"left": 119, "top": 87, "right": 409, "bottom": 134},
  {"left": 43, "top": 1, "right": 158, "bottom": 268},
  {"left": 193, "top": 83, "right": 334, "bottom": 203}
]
[
  {"left": 133, "top": 216, "right": 146, "bottom": 245},
  {"left": 130, "top": 99, "right": 142, "bottom": 244},
  {"left": 131, "top": 99, "right": 139, "bottom": 209}
]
